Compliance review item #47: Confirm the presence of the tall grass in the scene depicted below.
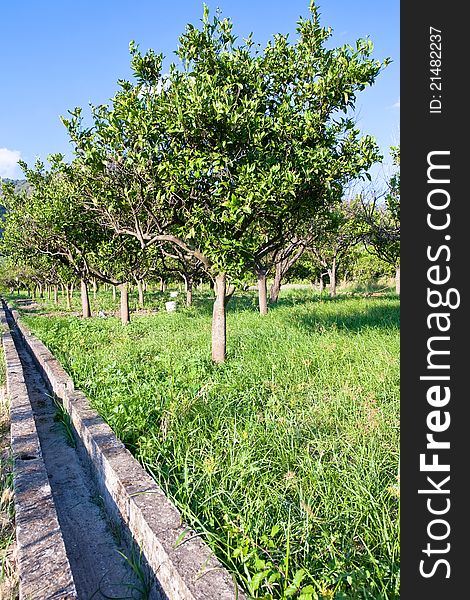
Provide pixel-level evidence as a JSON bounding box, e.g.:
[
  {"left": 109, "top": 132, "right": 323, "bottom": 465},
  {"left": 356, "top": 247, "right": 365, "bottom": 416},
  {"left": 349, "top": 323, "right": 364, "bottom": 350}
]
[{"left": 15, "top": 289, "right": 399, "bottom": 599}]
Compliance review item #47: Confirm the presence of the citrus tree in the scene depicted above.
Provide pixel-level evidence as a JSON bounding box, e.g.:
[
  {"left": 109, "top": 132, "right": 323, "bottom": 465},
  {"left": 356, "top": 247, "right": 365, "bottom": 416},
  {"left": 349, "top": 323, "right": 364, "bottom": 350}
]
[
  {"left": 62, "top": 3, "right": 387, "bottom": 360},
  {"left": 359, "top": 146, "right": 400, "bottom": 293}
]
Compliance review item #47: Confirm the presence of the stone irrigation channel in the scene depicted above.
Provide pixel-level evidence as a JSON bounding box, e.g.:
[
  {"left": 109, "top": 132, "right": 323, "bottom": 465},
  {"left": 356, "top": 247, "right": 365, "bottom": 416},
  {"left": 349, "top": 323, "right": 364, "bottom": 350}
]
[{"left": 1, "top": 299, "right": 245, "bottom": 600}]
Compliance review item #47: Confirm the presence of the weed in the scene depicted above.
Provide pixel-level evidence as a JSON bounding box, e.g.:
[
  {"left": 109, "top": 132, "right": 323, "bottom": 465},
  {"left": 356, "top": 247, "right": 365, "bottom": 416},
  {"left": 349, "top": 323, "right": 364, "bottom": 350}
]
[
  {"left": 52, "top": 396, "right": 77, "bottom": 448},
  {"left": 117, "top": 545, "right": 153, "bottom": 599},
  {"left": 91, "top": 494, "right": 123, "bottom": 546}
]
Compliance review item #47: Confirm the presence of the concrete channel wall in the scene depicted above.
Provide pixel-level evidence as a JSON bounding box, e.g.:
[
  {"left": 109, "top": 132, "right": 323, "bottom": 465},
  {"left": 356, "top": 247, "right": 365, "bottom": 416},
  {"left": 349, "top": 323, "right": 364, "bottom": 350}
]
[
  {"left": 1, "top": 311, "right": 78, "bottom": 599},
  {"left": 3, "top": 305, "right": 246, "bottom": 600}
]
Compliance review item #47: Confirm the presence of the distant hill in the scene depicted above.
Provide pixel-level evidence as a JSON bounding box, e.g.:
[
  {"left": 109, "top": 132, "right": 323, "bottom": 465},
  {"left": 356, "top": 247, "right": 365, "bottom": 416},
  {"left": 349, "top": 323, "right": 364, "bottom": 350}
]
[
  {"left": 0, "top": 178, "right": 31, "bottom": 231},
  {"left": 0, "top": 178, "right": 30, "bottom": 220},
  {"left": 0, "top": 178, "right": 30, "bottom": 195}
]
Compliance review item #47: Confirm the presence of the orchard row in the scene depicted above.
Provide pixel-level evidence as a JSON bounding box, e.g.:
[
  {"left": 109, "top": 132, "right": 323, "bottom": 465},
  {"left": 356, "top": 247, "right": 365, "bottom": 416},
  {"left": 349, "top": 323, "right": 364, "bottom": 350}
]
[{"left": 0, "top": 4, "right": 399, "bottom": 362}]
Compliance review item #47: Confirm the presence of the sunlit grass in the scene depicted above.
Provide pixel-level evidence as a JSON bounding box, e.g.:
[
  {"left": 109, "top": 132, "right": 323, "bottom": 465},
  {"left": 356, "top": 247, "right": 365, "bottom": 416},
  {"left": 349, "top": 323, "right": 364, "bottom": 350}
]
[{"left": 13, "top": 288, "right": 400, "bottom": 599}]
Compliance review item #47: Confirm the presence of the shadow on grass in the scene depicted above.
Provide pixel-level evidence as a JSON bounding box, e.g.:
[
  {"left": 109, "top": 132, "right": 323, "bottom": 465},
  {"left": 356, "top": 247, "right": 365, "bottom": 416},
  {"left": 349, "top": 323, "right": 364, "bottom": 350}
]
[
  {"left": 189, "top": 289, "right": 399, "bottom": 333},
  {"left": 287, "top": 301, "right": 400, "bottom": 333},
  {"left": 191, "top": 290, "right": 328, "bottom": 313},
  {"left": 2, "top": 295, "right": 42, "bottom": 315},
  {"left": 6, "top": 289, "right": 400, "bottom": 333}
]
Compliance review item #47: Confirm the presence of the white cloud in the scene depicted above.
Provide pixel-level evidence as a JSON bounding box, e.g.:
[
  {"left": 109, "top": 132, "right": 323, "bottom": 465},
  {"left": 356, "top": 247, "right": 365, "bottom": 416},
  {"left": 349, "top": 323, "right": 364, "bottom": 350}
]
[
  {"left": 0, "top": 147, "right": 22, "bottom": 179},
  {"left": 392, "top": 97, "right": 400, "bottom": 109}
]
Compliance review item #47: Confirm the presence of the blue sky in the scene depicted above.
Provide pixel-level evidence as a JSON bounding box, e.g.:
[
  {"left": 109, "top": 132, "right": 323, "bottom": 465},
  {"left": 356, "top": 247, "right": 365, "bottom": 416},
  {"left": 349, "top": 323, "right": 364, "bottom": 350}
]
[{"left": 0, "top": 0, "right": 399, "bottom": 181}]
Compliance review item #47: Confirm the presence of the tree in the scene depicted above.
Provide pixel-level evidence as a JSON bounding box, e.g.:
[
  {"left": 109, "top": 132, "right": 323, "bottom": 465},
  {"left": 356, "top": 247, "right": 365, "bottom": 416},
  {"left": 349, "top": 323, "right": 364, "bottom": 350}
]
[
  {"left": 62, "top": 4, "right": 387, "bottom": 361},
  {"left": 305, "top": 200, "right": 362, "bottom": 297},
  {"left": 347, "top": 244, "right": 395, "bottom": 284},
  {"left": 1, "top": 166, "right": 98, "bottom": 317},
  {"left": 266, "top": 197, "right": 365, "bottom": 302},
  {"left": 1, "top": 159, "right": 146, "bottom": 323},
  {"left": 359, "top": 146, "right": 400, "bottom": 293}
]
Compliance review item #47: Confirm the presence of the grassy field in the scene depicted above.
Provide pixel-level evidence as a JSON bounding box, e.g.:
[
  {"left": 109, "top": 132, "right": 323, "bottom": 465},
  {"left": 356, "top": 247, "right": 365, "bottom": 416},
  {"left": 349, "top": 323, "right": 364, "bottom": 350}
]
[{"left": 9, "top": 286, "right": 399, "bottom": 599}]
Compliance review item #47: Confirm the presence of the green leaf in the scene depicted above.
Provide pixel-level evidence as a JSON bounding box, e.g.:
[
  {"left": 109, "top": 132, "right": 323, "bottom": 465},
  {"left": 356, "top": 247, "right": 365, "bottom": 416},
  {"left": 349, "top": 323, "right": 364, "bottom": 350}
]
[{"left": 249, "top": 570, "right": 269, "bottom": 593}]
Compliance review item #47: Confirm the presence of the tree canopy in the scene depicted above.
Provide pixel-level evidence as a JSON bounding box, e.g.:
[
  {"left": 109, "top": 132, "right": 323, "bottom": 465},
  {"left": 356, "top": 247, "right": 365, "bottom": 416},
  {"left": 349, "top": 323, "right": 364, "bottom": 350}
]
[{"left": 1, "top": 2, "right": 390, "bottom": 359}]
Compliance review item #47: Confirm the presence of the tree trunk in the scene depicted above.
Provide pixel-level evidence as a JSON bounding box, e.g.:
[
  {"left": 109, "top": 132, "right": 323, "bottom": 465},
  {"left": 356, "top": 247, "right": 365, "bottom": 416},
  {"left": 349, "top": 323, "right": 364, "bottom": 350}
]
[
  {"left": 70, "top": 283, "right": 74, "bottom": 298},
  {"left": 120, "top": 283, "right": 130, "bottom": 325},
  {"left": 66, "top": 285, "right": 72, "bottom": 311},
  {"left": 269, "top": 244, "right": 305, "bottom": 304},
  {"left": 53, "top": 285, "right": 58, "bottom": 305},
  {"left": 137, "top": 280, "right": 145, "bottom": 307},
  {"left": 328, "top": 259, "right": 337, "bottom": 298},
  {"left": 47, "top": 285, "right": 51, "bottom": 300},
  {"left": 38, "top": 283, "right": 43, "bottom": 298},
  {"left": 159, "top": 277, "right": 166, "bottom": 293},
  {"left": 80, "top": 279, "right": 91, "bottom": 318},
  {"left": 270, "top": 262, "right": 283, "bottom": 303},
  {"left": 212, "top": 273, "right": 227, "bottom": 363},
  {"left": 257, "top": 269, "right": 268, "bottom": 315},
  {"left": 395, "top": 264, "right": 400, "bottom": 295},
  {"left": 184, "top": 275, "right": 193, "bottom": 307}
]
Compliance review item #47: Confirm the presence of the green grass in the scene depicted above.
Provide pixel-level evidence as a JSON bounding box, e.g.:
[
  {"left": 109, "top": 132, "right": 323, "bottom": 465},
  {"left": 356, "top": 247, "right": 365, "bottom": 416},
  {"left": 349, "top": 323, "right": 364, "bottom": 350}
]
[
  {"left": 52, "top": 396, "right": 77, "bottom": 448},
  {"left": 11, "top": 287, "right": 400, "bottom": 599}
]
